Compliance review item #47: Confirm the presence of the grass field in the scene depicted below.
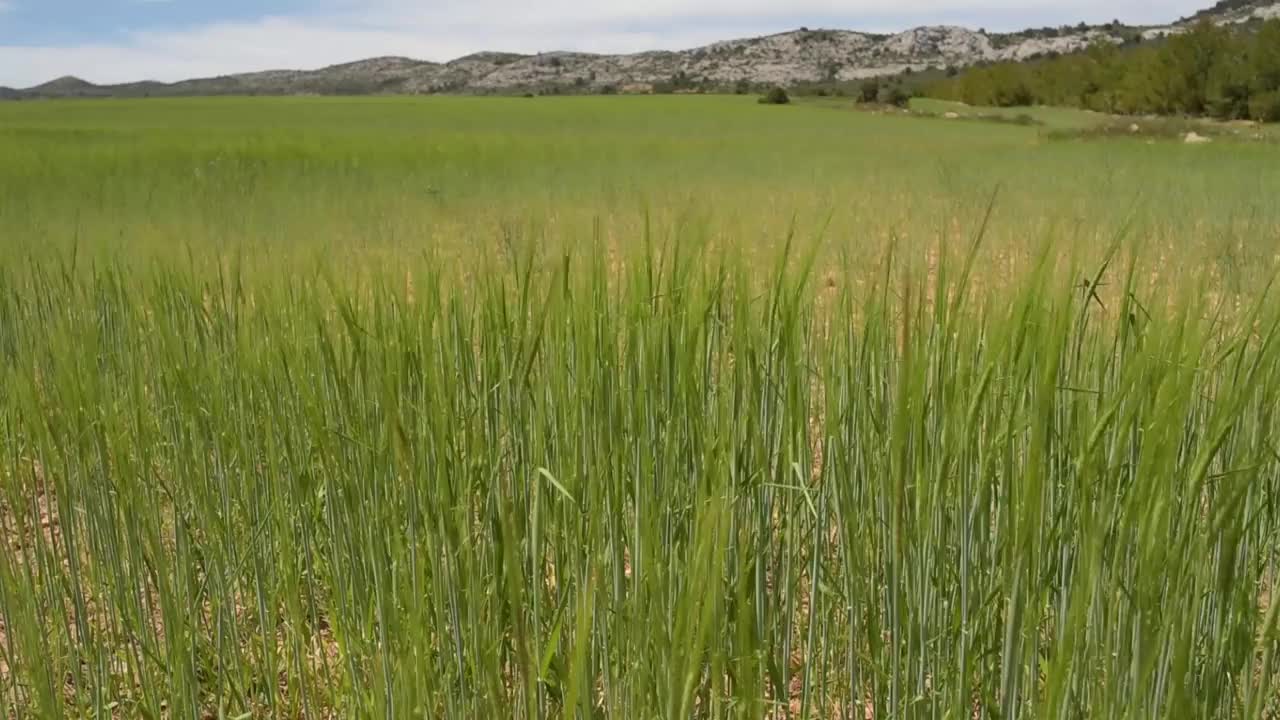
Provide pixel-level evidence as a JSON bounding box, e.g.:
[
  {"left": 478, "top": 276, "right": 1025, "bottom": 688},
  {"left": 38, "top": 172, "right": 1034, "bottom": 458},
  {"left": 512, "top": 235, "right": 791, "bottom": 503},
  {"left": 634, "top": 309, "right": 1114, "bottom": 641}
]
[{"left": 2, "top": 95, "right": 1280, "bottom": 718}]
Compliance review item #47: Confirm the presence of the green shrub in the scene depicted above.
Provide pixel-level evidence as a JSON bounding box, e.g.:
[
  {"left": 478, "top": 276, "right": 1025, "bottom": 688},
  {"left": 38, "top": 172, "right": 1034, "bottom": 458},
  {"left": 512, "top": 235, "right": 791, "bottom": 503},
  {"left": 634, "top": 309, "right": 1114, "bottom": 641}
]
[
  {"left": 1249, "top": 90, "right": 1280, "bottom": 123},
  {"left": 859, "top": 78, "right": 881, "bottom": 103},
  {"left": 881, "top": 85, "right": 911, "bottom": 108},
  {"left": 758, "top": 87, "right": 790, "bottom": 105}
]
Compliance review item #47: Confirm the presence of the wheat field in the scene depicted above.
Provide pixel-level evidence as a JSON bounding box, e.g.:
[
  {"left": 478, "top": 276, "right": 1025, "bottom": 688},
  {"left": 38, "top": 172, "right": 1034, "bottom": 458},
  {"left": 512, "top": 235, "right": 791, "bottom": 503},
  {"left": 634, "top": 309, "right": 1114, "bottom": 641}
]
[{"left": 1, "top": 96, "right": 1279, "bottom": 718}]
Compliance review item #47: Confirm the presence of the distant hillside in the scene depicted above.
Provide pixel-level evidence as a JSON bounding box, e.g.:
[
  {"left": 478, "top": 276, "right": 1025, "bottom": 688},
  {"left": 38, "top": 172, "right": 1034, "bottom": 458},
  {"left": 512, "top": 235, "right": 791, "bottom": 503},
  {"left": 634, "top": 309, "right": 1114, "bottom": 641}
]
[
  {"left": 1188, "top": 0, "right": 1280, "bottom": 22},
  {"left": 3, "top": 1, "right": 1278, "bottom": 99},
  {"left": 25, "top": 76, "right": 113, "bottom": 97}
]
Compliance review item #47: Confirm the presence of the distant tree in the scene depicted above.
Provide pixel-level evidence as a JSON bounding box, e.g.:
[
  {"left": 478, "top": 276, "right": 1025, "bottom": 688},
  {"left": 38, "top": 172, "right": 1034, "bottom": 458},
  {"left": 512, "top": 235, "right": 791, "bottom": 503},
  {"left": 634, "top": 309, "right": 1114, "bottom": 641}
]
[
  {"left": 1249, "top": 90, "right": 1280, "bottom": 122},
  {"left": 989, "top": 63, "right": 1035, "bottom": 106},
  {"left": 1253, "top": 20, "right": 1280, "bottom": 91},
  {"left": 1117, "top": 46, "right": 1173, "bottom": 114},
  {"left": 734, "top": 79, "right": 752, "bottom": 95},
  {"left": 1161, "top": 20, "right": 1232, "bottom": 113},
  {"left": 1208, "top": 47, "right": 1253, "bottom": 119},
  {"left": 759, "top": 86, "right": 790, "bottom": 104}
]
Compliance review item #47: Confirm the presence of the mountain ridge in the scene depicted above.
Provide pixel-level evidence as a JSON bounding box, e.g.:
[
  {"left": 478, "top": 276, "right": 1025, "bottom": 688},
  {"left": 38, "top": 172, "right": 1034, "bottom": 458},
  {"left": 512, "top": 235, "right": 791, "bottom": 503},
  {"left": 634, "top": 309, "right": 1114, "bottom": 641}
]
[{"left": 4, "top": 1, "right": 1278, "bottom": 99}]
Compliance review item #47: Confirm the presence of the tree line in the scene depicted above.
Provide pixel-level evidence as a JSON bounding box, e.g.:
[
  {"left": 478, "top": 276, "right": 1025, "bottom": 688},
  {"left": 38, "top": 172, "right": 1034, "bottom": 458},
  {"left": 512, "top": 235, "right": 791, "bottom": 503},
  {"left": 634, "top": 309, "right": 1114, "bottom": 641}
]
[{"left": 926, "top": 19, "right": 1280, "bottom": 122}]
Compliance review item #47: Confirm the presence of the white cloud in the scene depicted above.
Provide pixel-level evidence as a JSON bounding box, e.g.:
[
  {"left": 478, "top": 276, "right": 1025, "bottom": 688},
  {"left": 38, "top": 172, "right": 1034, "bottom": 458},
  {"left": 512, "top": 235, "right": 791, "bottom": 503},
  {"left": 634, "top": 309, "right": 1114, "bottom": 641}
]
[
  {"left": 333, "top": 0, "right": 1208, "bottom": 33},
  {"left": 0, "top": 0, "right": 1212, "bottom": 88}
]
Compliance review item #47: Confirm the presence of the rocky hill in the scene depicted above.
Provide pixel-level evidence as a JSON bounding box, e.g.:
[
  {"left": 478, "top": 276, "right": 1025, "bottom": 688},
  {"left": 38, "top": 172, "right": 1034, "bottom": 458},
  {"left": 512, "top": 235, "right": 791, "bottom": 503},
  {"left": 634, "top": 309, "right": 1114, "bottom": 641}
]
[
  {"left": 1188, "top": 0, "right": 1280, "bottom": 23},
  {"left": 4, "top": 0, "right": 1278, "bottom": 99}
]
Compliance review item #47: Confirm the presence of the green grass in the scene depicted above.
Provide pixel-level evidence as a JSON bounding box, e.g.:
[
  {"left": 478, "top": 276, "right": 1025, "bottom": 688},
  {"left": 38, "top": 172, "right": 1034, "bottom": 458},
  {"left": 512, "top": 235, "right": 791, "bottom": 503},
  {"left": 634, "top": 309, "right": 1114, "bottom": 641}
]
[
  {"left": 1, "top": 96, "right": 1279, "bottom": 718},
  {"left": 3, "top": 95, "right": 1278, "bottom": 279}
]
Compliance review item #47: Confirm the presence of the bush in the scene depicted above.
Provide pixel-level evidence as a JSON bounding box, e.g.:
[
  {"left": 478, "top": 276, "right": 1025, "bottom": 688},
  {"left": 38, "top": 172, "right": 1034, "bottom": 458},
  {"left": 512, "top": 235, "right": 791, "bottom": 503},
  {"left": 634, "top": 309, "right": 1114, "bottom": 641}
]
[
  {"left": 759, "top": 87, "right": 790, "bottom": 105},
  {"left": 881, "top": 85, "right": 911, "bottom": 108},
  {"left": 858, "top": 78, "right": 881, "bottom": 103}
]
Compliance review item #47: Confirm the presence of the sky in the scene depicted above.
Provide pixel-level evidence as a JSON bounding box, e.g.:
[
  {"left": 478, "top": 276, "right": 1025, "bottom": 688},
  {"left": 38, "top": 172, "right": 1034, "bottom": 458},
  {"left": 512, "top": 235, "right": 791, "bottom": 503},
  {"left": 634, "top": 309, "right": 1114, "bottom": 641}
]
[{"left": 0, "top": 0, "right": 1213, "bottom": 88}]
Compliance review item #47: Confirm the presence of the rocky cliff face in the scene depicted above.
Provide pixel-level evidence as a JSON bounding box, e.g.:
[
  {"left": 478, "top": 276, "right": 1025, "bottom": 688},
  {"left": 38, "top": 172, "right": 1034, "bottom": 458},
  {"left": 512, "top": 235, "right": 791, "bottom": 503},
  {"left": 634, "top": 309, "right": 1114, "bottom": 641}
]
[{"left": 5, "top": 1, "right": 1278, "bottom": 99}]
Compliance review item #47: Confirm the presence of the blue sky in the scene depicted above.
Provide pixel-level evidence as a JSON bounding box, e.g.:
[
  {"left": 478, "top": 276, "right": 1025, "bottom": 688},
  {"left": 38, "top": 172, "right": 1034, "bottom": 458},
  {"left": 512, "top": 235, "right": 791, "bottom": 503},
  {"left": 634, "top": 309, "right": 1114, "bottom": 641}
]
[{"left": 0, "top": 0, "right": 1211, "bottom": 87}]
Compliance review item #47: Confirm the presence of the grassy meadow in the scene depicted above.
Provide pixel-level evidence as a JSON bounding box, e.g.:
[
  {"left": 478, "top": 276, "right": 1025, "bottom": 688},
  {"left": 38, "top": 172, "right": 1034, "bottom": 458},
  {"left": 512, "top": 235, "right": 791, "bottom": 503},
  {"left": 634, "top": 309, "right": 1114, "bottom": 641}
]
[{"left": 1, "top": 95, "right": 1280, "bottom": 718}]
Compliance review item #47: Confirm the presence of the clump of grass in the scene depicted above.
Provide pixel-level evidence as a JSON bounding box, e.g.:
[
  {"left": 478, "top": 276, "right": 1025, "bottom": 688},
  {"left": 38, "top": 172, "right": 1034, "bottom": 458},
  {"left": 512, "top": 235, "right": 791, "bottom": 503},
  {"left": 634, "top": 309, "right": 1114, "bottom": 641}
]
[
  {"left": 912, "top": 108, "right": 1043, "bottom": 126},
  {"left": 979, "top": 111, "right": 1041, "bottom": 126}
]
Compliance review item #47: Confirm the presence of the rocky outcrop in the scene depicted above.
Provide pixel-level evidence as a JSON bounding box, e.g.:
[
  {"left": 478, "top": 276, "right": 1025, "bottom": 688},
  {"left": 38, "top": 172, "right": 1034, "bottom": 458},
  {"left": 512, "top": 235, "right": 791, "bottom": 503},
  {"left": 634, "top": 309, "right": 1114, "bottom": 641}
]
[{"left": 4, "top": 1, "right": 1277, "bottom": 99}]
